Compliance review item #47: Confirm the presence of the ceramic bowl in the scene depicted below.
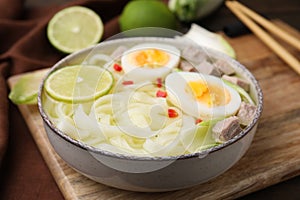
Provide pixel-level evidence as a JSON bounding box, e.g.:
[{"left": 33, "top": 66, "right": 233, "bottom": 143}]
[{"left": 38, "top": 37, "right": 263, "bottom": 192}]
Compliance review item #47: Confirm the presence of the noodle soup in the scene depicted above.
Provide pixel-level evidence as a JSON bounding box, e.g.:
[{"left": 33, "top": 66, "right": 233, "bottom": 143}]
[
  {"left": 38, "top": 37, "right": 263, "bottom": 191},
  {"left": 41, "top": 38, "right": 258, "bottom": 157}
]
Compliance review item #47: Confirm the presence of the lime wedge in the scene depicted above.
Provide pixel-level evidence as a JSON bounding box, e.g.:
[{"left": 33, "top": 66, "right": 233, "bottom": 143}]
[
  {"left": 44, "top": 65, "right": 113, "bottom": 103},
  {"left": 47, "top": 6, "right": 104, "bottom": 54},
  {"left": 9, "top": 69, "right": 49, "bottom": 105}
]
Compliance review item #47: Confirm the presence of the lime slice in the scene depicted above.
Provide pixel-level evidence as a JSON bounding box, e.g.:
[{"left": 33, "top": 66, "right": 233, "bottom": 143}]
[
  {"left": 47, "top": 6, "right": 104, "bottom": 54},
  {"left": 44, "top": 65, "right": 113, "bottom": 103},
  {"left": 9, "top": 69, "right": 49, "bottom": 105}
]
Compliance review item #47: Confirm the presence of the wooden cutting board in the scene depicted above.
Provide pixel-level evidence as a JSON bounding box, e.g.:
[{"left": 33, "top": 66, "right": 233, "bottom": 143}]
[{"left": 7, "top": 20, "right": 300, "bottom": 200}]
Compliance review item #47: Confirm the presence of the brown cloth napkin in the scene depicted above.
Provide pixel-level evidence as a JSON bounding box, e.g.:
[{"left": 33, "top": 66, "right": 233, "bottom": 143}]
[{"left": 0, "top": 0, "right": 129, "bottom": 166}]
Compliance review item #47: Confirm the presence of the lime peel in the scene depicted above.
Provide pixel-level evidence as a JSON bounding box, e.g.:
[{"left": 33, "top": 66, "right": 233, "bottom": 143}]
[
  {"left": 9, "top": 69, "right": 49, "bottom": 105},
  {"left": 119, "top": 0, "right": 178, "bottom": 32}
]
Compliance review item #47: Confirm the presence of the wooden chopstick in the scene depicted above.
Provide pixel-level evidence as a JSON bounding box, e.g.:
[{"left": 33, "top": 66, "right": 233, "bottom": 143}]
[
  {"left": 226, "top": 1, "right": 300, "bottom": 76},
  {"left": 232, "top": 1, "right": 300, "bottom": 51}
]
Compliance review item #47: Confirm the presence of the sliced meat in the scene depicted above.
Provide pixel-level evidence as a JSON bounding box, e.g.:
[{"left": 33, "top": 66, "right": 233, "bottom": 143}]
[
  {"left": 237, "top": 102, "right": 257, "bottom": 126},
  {"left": 194, "top": 61, "right": 222, "bottom": 77},
  {"left": 179, "top": 60, "right": 195, "bottom": 72},
  {"left": 222, "top": 74, "right": 250, "bottom": 92},
  {"left": 214, "top": 59, "right": 235, "bottom": 75},
  {"left": 181, "top": 46, "right": 206, "bottom": 65},
  {"left": 212, "top": 116, "right": 242, "bottom": 143}
]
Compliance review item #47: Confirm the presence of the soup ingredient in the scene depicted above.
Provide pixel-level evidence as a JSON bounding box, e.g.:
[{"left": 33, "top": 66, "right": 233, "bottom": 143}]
[
  {"left": 113, "top": 63, "right": 123, "bottom": 72},
  {"left": 122, "top": 80, "right": 134, "bottom": 85},
  {"left": 156, "top": 90, "right": 168, "bottom": 98},
  {"left": 121, "top": 43, "right": 180, "bottom": 81},
  {"left": 195, "top": 60, "right": 222, "bottom": 77},
  {"left": 237, "top": 102, "right": 257, "bottom": 126},
  {"left": 182, "top": 24, "right": 236, "bottom": 58},
  {"left": 195, "top": 118, "right": 203, "bottom": 124},
  {"left": 47, "top": 6, "right": 103, "bottom": 54},
  {"left": 212, "top": 116, "right": 242, "bottom": 142},
  {"left": 168, "top": 0, "right": 224, "bottom": 22},
  {"left": 181, "top": 45, "right": 206, "bottom": 66},
  {"left": 222, "top": 74, "right": 250, "bottom": 92},
  {"left": 165, "top": 72, "right": 241, "bottom": 120},
  {"left": 214, "top": 59, "right": 235, "bottom": 75},
  {"left": 44, "top": 65, "right": 113, "bottom": 103},
  {"left": 156, "top": 78, "right": 163, "bottom": 88},
  {"left": 119, "top": 0, "right": 178, "bottom": 31},
  {"left": 9, "top": 68, "right": 49, "bottom": 105},
  {"left": 223, "top": 79, "right": 255, "bottom": 105},
  {"left": 168, "top": 108, "right": 179, "bottom": 118}
]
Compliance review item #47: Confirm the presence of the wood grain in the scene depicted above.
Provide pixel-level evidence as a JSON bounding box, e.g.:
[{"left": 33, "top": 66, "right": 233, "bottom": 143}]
[{"left": 7, "top": 20, "right": 300, "bottom": 200}]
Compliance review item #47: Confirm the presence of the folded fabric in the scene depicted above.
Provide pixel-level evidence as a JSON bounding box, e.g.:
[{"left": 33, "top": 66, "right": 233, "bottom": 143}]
[{"left": 0, "top": 0, "right": 129, "bottom": 166}]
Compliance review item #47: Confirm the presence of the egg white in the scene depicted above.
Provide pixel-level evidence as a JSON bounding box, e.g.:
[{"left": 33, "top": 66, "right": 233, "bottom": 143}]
[
  {"left": 121, "top": 43, "right": 180, "bottom": 82},
  {"left": 165, "top": 72, "right": 241, "bottom": 120}
]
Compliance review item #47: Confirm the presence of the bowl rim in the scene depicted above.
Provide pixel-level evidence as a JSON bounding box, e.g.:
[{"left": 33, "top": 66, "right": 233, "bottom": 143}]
[{"left": 38, "top": 37, "right": 263, "bottom": 161}]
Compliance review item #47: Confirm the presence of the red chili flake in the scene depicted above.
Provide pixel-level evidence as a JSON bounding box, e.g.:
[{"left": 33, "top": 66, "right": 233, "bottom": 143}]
[
  {"left": 168, "top": 108, "right": 178, "bottom": 118},
  {"left": 156, "top": 90, "right": 167, "bottom": 98},
  {"left": 157, "top": 78, "right": 162, "bottom": 88},
  {"left": 113, "top": 63, "right": 123, "bottom": 72},
  {"left": 195, "top": 118, "right": 203, "bottom": 124},
  {"left": 122, "top": 80, "right": 134, "bottom": 85}
]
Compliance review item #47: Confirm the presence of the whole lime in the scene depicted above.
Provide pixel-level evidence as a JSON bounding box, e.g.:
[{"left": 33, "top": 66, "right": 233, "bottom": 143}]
[{"left": 119, "top": 0, "right": 178, "bottom": 32}]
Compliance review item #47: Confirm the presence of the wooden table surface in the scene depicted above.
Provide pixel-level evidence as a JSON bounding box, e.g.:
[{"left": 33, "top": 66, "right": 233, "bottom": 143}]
[{"left": 1, "top": 0, "right": 300, "bottom": 199}]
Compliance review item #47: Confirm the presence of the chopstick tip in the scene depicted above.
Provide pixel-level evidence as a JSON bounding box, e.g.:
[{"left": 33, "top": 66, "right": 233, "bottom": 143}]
[{"left": 225, "top": 0, "right": 236, "bottom": 7}]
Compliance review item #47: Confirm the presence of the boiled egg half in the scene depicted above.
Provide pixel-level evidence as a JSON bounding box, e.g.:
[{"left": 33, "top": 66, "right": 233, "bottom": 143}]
[
  {"left": 165, "top": 72, "right": 241, "bottom": 120},
  {"left": 121, "top": 43, "right": 180, "bottom": 82}
]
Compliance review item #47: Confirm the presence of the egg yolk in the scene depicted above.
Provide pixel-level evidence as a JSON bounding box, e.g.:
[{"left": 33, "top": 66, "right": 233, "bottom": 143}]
[
  {"left": 187, "top": 81, "right": 231, "bottom": 107},
  {"left": 129, "top": 49, "right": 170, "bottom": 68}
]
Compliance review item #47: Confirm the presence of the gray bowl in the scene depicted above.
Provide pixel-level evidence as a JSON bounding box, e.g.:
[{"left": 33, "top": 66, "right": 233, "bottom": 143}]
[{"left": 38, "top": 37, "right": 263, "bottom": 192}]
